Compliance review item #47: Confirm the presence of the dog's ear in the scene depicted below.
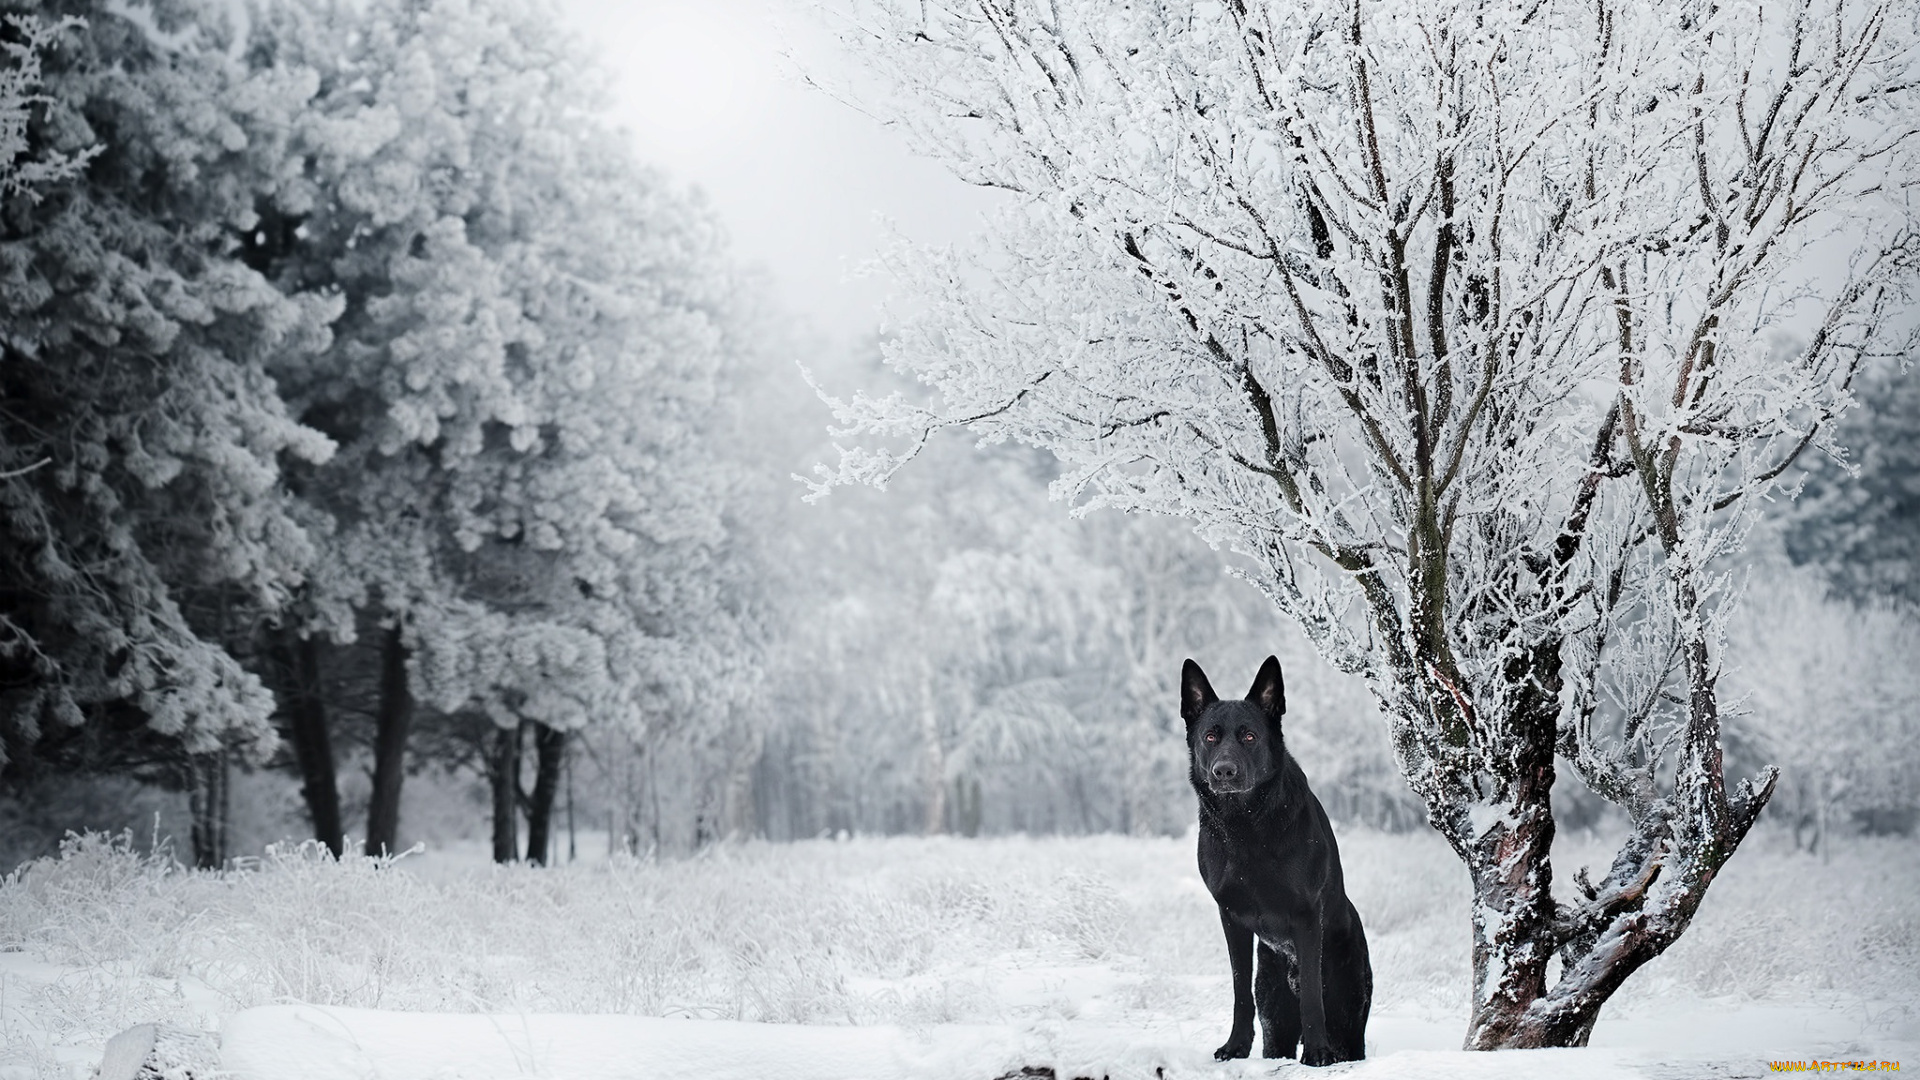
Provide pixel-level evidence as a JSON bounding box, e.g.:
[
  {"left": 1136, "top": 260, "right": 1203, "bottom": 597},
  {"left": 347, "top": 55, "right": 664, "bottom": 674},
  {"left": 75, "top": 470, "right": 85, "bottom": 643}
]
[
  {"left": 1247, "top": 655, "right": 1286, "bottom": 717},
  {"left": 1181, "top": 659, "right": 1217, "bottom": 725}
]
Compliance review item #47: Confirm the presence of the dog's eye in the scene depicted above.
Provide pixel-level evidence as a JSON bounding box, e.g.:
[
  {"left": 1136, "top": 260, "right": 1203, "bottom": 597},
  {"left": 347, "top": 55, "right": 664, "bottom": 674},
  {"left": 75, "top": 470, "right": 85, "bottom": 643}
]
[
  {"left": 1204, "top": 729, "right": 1219, "bottom": 743},
  {"left": 1240, "top": 730, "right": 1256, "bottom": 744}
]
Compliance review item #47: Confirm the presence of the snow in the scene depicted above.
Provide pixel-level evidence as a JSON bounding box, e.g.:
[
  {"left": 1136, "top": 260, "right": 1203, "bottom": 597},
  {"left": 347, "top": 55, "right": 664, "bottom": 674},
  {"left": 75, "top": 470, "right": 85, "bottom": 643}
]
[
  {"left": 1467, "top": 803, "right": 1513, "bottom": 838},
  {"left": 3, "top": 829, "right": 1915, "bottom": 1080},
  {"left": 215, "top": 1003, "right": 1918, "bottom": 1080},
  {"left": 221, "top": 1008, "right": 1022, "bottom": 1080}
]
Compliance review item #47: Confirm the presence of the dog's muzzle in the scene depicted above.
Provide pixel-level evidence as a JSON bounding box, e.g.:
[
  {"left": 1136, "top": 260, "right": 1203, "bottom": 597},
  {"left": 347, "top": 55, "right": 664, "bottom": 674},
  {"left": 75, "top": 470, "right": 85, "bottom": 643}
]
[{"left": 1208, "top": 761, "right": 1250, "bottom": 793}]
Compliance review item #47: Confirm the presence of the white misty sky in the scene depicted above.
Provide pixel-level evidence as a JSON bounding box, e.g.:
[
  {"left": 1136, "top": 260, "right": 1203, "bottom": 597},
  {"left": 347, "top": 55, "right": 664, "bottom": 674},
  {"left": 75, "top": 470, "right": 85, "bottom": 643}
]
[{"left": 552, "top": 0, "right": 1006, "bottom": 349}]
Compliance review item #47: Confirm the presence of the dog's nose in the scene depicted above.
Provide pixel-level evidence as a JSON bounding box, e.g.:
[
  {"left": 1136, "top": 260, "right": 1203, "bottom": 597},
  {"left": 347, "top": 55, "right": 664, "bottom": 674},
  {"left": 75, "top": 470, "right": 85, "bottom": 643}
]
[{"left": 1211, "top": 762, "right": 1239, "bottom": 782}]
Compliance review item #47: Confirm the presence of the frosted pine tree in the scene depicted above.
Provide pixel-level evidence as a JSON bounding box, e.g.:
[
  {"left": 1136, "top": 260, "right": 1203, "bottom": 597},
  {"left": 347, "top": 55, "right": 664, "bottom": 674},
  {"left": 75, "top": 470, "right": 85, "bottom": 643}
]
[
  {"left": 0, "top": 13, "right": 89, "bottom": 197},
  {"left": 815, "top": 0, "right": 1920, "bottom": 1048},
  {"left": 0, "top": 0, "right": 337, "bottom": 867},
  {"left": 249, "top": 0, "right": 745, "bottom": 859}
]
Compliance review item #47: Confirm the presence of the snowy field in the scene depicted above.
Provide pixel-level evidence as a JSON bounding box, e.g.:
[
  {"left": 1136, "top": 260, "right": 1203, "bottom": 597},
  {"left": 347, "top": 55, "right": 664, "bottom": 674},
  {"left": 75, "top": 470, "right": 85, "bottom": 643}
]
[{"left": 1, "top": 826, "right": 1915, "bottom": 1079}]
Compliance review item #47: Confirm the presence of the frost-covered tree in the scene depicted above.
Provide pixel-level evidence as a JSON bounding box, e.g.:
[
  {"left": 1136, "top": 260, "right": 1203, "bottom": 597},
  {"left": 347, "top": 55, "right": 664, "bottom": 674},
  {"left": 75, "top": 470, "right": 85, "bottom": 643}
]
[
  {"left": 755, "top": 420, "right": 1148, "bottom": 839},
  {"left": 0, "top": 0, "right": 336, "bottom": 867},
  {"left": 816, "top": 0, "right": 1920, "bottom": 1049},
  {"left": 927, "top": 509, "right": 1135, "bottom": 832},
  {"left": 246, "top": 0, "right": 745, "bottom": 860},
  {"left": 759, "top": 437, "right": 1095, "bottom": 838}
]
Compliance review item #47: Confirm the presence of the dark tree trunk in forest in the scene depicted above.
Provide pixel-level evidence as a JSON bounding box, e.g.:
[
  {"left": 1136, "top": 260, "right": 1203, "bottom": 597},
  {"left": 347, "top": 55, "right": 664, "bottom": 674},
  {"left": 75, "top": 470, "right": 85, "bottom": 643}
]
[
  {"left": 488, "top": 720, "right": 524, "bottom": 863},
  {"left": 186, "top": 746, "right": 228, "bottom": 869},
  {"left": 526, "top": 723, "right": 567, "bottom": 866},
  {"left": 269, "top": 631, "right": 344, "bottom": 858},
  {"left": 364, "top": 622, "right": 412, "bottom": 857},
  {"left": 565, "top": 747, "right": 576, "bottom": 863}
]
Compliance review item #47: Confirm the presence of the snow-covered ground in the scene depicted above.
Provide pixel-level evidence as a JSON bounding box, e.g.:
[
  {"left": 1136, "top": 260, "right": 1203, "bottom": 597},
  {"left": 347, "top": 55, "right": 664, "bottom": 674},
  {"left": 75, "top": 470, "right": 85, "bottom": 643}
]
[{"left": 1, "top": 827, "right": 1914, "bottom": 1079}]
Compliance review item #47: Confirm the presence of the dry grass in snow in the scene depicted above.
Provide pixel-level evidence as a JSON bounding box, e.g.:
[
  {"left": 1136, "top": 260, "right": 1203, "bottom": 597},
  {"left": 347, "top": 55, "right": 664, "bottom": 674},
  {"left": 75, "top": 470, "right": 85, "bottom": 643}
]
[{"left": 0, "top": 825, "right": 1914, "bottom": 1078}]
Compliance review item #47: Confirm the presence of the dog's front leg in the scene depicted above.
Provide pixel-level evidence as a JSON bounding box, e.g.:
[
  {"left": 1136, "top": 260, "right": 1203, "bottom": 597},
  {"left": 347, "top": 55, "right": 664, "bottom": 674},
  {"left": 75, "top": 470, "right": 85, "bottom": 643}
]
[
  {"left": 1296, "top": 911, "right": 1335, "bottom": 1066},
  {"left": 1213, "top": 908, "right": 1256, "bottom": 1060}
]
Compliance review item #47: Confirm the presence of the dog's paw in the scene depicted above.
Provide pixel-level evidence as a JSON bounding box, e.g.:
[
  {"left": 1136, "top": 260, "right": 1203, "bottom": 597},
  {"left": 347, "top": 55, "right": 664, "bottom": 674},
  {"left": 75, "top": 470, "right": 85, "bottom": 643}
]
[
  {"left": 1212, "top": 1035, "right": 1253, "bottom": 1061},
  {"left": 1300, "top": 1044, "right": 1341, "bottom": 1067}
]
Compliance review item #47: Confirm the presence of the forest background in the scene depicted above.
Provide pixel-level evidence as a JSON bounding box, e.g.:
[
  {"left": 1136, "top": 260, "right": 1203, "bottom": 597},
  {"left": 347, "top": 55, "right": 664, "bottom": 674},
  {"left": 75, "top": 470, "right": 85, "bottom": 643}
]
[{"left": 0, "top": 0, "right": 1915, "bottom": 888}]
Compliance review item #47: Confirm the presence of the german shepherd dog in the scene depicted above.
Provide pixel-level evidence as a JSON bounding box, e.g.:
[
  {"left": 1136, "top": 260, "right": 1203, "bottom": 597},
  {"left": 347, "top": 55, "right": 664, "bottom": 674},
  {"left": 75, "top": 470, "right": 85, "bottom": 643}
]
[{"left": 1183, "top": 656, "right": 1371, "bottom": 1065}]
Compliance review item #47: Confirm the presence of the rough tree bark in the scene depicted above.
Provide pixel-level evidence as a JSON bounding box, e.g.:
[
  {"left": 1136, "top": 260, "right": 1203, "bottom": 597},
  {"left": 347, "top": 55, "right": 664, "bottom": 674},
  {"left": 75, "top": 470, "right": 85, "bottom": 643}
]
[{"left": 364, "top": 622, "right": 412, "bottom": 857}]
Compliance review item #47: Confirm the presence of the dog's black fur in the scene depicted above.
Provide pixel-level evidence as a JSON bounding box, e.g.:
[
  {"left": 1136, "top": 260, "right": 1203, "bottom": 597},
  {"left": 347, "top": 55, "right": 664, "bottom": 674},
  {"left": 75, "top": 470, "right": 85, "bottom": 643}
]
[{"left": 1183, "top": 656, "right": 1372, "bottom": 1066}]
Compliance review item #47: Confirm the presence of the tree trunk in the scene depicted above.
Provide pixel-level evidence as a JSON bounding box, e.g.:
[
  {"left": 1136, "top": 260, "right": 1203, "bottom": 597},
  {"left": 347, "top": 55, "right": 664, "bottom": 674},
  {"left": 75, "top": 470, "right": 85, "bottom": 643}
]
[
  {"left": 1469, "top": 816, "right": 1683, "bottom": 1048},
  {"left": 363, "top": 622, "right": 412, "bottom": 857},
  {"left": 525, "top": 723, "right": 566, "bottom": 866},
  {"left": 488, "top": 720, "right": 524, "bottom": 863},
  {"left": 954, "top": 776, "right": 982, "bottom": 838},
  {"left": 186, "top": 745, "right": 228, "bottom": 870},
  {"left": 647, "top": 741, "right": 663, "bottom": 853},
  {"left": 919, "top": 668, "right": 945, "bottom": 834},
  {"left": 269, "top": 631, "right": 344, "bottom": 858},
  {"left": 1439, "top": 675, "right": 1775, "bottom": 1049},
  {"left": 1459, "top": 748, "right": 1560, "bottom": 1048}
]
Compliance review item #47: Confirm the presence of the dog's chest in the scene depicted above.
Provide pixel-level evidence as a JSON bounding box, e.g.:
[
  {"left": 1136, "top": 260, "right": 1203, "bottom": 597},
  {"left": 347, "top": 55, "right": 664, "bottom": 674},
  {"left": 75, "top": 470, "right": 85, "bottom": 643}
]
[
  {"left": 1199, "top": 826, "right": 1317, "bottom": 939},
  {"left": 1200, "top": 850, "right": 1279, "bottom": 918},
  {"left": 1210, "top": 871, "right": 1304, "bottom": 953}
]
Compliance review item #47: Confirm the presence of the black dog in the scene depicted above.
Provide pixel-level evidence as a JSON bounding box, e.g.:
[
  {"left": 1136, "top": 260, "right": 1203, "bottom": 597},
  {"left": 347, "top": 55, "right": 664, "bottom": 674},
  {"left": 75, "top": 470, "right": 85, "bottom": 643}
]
[{"left": 1183, "top": 656, "right": 1371, "bottom": 1065}]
